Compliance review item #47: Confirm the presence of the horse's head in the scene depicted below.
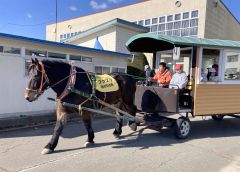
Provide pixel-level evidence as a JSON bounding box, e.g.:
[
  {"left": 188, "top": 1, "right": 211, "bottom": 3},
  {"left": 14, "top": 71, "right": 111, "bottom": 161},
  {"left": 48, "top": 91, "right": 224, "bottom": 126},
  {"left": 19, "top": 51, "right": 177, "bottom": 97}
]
[{"left": 25, "top": 58, "right": 50, "bottom": 102}]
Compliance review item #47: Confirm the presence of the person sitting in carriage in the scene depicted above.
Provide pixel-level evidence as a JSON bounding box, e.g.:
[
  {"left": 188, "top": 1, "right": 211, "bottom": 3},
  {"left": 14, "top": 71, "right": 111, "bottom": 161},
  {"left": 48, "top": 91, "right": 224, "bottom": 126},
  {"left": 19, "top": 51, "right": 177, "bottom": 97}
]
[
  {"left": 169, "top": 64, "right": 189, "bottom": 106},
  {"left": 144, "top": 65, "right": 155, "bottom": 86},
  {"left": 169, "top": 64, "right": 188, "bottom": 89},
  {"left": 150, "top": 62, "right": 172, "bottom": 87}
]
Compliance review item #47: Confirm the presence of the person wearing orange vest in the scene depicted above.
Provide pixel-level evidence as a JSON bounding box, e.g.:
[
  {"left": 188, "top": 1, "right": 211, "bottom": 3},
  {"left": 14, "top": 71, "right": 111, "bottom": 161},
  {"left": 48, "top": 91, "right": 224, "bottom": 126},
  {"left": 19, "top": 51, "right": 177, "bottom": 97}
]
[{"left": 151, "top": 62, "right": 172, "bottom": 87}]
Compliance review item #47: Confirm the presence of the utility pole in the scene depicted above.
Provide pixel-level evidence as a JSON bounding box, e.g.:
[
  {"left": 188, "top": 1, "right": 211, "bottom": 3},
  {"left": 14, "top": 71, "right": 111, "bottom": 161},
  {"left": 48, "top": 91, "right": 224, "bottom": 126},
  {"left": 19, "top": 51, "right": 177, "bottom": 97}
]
[{"left": 55, "top": 0, "right": 58, "bottom": 42}]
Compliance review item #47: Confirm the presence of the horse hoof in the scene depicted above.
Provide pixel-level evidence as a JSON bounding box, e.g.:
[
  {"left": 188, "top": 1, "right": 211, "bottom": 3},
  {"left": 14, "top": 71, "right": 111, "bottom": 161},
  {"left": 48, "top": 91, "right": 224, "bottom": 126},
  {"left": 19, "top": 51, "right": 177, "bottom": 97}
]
[
  {"left": 84, "top": 142, "right": 94, "bottom": 148},
  {"left": 41, "top": 148, "right": 53, "bottom": 155},
  {"left": 129, "top": 123, "right": 137, "bottom": 131}
]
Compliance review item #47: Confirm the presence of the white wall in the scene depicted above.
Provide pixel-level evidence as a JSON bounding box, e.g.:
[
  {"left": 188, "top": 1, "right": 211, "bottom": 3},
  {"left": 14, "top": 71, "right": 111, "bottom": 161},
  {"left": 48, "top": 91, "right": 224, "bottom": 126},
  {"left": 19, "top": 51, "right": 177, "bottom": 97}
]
[
  {"left": 0, "top": 54, "right": 56, "bottom": 115},
  {"left": 0, "top": 39, "right": 128, "bottom": 117}
]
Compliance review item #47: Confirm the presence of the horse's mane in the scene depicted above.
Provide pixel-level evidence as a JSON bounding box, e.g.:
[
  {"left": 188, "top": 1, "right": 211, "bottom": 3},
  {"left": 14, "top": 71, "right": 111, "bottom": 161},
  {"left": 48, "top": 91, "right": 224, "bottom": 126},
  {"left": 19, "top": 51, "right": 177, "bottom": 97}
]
[{"left": 41, "top": 60, "right": 85, "bottom": 73}]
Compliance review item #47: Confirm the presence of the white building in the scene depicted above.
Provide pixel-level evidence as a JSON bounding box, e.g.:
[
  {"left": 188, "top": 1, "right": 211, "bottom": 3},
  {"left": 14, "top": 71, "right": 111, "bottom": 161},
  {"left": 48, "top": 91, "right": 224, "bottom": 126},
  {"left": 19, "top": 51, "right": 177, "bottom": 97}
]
[{"left": 0, "top": 33, "right": 130, "bottom": 117}]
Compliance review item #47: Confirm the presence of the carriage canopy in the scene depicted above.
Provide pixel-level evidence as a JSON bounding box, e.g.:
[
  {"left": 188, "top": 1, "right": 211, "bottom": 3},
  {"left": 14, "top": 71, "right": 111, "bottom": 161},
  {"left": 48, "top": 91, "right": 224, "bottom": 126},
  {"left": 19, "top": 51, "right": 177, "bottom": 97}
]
[{"left": 126, "top": 33, "right": 240, "bottom": 53}]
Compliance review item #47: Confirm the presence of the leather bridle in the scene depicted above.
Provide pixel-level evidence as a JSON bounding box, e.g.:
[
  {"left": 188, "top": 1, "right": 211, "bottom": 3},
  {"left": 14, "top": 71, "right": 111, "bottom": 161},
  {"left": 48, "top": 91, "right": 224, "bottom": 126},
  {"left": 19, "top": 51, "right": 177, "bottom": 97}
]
[
  {"left": 26, "top": 61, "right": 77, "bottom": 100},
  {"left": 25, "top": 61, "right": 50, "bottom": 97}
]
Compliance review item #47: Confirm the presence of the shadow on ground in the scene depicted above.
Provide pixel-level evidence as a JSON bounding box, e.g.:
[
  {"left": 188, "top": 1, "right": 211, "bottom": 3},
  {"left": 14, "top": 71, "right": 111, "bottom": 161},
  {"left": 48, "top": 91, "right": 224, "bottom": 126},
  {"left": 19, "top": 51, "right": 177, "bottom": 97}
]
[{"left": 1, "top": 117, "right": 240, "bottom": 153}]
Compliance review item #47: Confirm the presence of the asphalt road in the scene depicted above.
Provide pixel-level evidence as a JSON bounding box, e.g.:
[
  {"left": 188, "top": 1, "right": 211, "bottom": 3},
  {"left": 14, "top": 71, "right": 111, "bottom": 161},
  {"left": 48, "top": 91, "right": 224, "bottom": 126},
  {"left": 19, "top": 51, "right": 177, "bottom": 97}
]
[{"left": 1, "top": 116, "right": 240, "bottom": 172}]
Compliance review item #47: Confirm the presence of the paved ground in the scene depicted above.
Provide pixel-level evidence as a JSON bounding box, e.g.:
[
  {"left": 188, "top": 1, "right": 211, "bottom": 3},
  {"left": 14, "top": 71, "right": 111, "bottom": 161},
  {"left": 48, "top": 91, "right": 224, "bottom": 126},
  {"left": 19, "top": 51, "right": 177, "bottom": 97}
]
[{"left": 1, "top": 116, "right": 240, "bottom": 172}]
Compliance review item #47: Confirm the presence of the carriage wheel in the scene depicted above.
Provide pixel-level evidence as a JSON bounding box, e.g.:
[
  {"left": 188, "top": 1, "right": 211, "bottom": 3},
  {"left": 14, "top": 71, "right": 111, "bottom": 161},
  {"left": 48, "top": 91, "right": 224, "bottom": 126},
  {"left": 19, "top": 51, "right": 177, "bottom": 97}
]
[
  {"left": 212, "top": 115, "right": 224, "bottom": 121},
  {"left": 175, "top": 117, "right": 191, "bottom": 139}
]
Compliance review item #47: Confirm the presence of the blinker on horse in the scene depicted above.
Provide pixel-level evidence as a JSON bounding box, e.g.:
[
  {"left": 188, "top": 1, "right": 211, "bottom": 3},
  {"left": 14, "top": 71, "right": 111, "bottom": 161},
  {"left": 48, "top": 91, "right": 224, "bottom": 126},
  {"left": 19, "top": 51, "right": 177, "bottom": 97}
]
[{"left": 25, "top": 58, "right": 137, "bottom": 155}]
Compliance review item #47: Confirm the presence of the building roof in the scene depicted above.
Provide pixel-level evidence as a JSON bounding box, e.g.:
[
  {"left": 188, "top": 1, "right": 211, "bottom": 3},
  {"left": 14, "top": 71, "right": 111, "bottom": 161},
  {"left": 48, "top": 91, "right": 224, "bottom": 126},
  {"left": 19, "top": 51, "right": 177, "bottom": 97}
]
[
  {"left": 63, "top": 18, "right": 149, "bottom": 43},
  {"left": 126, "top": 33, "right": 240, "bottom": 52},
  {"left": 0, "top": 32, "right": 131, "bottom": 58}
]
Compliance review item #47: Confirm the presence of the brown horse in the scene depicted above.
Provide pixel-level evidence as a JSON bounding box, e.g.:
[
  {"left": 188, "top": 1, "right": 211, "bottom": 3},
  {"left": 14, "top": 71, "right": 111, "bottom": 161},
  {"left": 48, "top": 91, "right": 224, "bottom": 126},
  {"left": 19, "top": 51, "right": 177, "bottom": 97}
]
[{"left": 25, "top": 59, "right": 137, "bottom": 154}]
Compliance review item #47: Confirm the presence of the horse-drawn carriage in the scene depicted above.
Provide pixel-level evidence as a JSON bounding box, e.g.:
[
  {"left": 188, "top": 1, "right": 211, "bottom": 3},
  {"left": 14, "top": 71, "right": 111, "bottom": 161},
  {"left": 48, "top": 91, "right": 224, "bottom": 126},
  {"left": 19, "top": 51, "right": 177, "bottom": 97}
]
[{"left": 25, "top": 33, "right": 240, "bottom": 154}]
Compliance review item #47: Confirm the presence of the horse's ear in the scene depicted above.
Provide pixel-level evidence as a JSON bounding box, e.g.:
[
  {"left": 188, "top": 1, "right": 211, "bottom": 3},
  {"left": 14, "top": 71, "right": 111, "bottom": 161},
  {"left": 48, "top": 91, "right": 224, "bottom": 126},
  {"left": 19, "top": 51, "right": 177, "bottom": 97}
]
[{"left": 35, "top": 58, "right": 39, "bottom": 64}]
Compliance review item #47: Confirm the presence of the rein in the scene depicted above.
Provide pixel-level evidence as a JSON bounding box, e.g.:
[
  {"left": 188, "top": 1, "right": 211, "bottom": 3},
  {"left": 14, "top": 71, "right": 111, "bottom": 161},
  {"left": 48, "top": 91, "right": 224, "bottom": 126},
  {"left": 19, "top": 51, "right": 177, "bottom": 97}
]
[{"left": 26, "top": 61, "right": 93, "bottom": 100}]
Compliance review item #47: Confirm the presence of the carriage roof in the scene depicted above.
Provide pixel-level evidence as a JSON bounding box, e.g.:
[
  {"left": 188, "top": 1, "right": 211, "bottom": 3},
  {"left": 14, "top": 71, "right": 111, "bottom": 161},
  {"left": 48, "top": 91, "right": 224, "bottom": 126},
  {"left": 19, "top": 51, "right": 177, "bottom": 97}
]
[{"left": 126, "top": 33, "right": 240, "bottom": 53}]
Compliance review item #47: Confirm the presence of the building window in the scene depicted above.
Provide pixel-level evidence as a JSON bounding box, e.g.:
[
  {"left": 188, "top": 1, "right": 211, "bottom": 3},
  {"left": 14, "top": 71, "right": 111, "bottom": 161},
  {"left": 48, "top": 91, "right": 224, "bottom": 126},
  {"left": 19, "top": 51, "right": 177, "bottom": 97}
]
[
  {"left": 60, "top": 35, "right": 63, "bottom": 39},
  {"left": 181, "top": 28, "right": 189, "bottom": 36},
  {"left": 167, "top": 15, "right": 173, "bottom": 22},
  {"left": 25, "top": 49, "right": 47, "bottom": 57},
  {"left": 183, "top": 12, "right": 189, "bottom": 19},
  {"left": 166, "top": 30, "right": 172, "bottom": 36},
  {"left": 159, "top": 16, "right": 165, "bottom": 23},
  {"left": 227, "top": 55, "right": 239, "bottom": 62},
  {"left": 69, "top": 55, "right": 81, "bottom": 61},
  {"left": 158, "top": 24, "right": 165, "bottom": 31},
  {"left": 175, "top": 13, "right": 181, "bottom": 21},
  {"left": 145, "top": 19, "right": 151, "bottom": 26},
  {"left": 189, "top": 27, "right": 198, "bottom": 36},
  {"left": 151, "top": 25, "right": 158, "bottom": 32},
  {"left": 174, "top": 21, "right": 181, "bottom": 29},
  {"left": 67, "top": 33, "right": 70, "bottom": 38},
  {"left": 48, "top": 52, "right": 66, "bottom": 59},
  {"left": 182, "top": 20, "right": 190, "bottom": 28},
  {"left": 71, "top": 33, "right": 74, "bottom": 37},
  {"left": 166, "top": 23, "right": 173, "bottom": 30},
  {"left": 0, "top": 45, "right": 21, "bottom": 55},
  {"left": 224, "top": 52, "right": 240, "bottom": 80},
  {"left": 191, "top": 10, "right": 199, "bottom": 18},
  {"left": 138, "top": 20, "right": 144, "bottom": 26},
  {"left": 173, "top": 30, "right": 181, "bottom": 36},
  {"left": 152, "top": 18, "right": 158, "bottom": 24},
  {"left": 95, "top": 66, "right": 110, "bottom": 74},
  {"left": 112, "top": 67, "right": 126, "bottom": 73},
  {"left": 158, "top": 31, "right": 165, "bottom": 35},
  {"left": 82, "top": 56, "right": 92, "bottom": 62},
  {"left": 190, "top": 19, "right": 198, "bottom": 27}
]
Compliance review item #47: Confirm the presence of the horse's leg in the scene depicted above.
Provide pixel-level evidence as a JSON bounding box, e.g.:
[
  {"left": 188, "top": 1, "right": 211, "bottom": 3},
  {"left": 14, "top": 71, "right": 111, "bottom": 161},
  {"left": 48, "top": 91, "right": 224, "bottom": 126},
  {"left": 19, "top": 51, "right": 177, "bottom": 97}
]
[
  {"left": 42, "top": 106, "right": 67, "bottom": 155},
  {"left": 113, "top": 104, "right": 123, "bottom": 137},
  {"left": 82, "top": 111, "right": 95, "bottom": 147},
  {"left": 113, "top": 117, "right": 123, "bottom": 137},
  {"left": 125, "top": 103, "right": 138, "bottom": 131}
]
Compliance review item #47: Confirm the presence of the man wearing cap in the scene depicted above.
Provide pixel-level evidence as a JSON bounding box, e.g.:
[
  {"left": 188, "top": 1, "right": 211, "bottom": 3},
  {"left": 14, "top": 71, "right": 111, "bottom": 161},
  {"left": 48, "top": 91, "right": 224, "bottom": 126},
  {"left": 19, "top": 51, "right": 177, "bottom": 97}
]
[
  {"left": 169, "top": 64, "right": 188, "bottom": 89},
  {"left": 144, "top": 65, "right": 155, "bottom": 86},
  {"left": 151, "top": 62, "right": 172, "bottom": 87}
]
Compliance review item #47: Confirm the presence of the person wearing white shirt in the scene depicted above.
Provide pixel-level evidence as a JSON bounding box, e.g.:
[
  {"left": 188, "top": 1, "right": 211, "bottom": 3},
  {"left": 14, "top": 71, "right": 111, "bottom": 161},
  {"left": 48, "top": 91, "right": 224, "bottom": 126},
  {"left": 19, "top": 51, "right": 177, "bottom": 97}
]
[{"left": 169, "top": 64, "right": 188, "bottom": 89}]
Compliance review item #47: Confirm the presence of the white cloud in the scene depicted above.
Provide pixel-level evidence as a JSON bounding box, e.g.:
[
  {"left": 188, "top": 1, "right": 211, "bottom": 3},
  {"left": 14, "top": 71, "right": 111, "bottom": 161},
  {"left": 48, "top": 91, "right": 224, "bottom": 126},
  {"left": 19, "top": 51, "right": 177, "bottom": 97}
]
[
  {"left": 107, "top": 0, "right": 123, "bottom": 3},
  {"left": 90, "top": 1, "right": 108, "bottom": 10},
  {"left": 27, "top": 13, "right": 32, "bottom": 19},
  {"left": 69, "top": 5, "right": 78, "bottom": 11}
]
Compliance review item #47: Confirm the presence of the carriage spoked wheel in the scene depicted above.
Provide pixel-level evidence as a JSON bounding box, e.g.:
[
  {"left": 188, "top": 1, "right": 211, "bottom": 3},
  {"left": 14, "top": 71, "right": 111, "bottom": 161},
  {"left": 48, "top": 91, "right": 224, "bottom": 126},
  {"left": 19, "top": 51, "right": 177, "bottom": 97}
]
[
  {"left": 211, "top": 115, "right": 224, "bottom": 121},
  {"left": 175, "top": 117, "right": 191, "bottom": 139}
]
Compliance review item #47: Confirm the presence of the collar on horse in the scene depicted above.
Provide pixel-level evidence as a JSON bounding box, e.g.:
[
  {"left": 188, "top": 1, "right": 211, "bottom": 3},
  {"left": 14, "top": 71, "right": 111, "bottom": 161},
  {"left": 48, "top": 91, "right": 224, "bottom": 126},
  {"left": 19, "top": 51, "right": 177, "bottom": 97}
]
[{"left": 57, "top": 64, "right": 77, "bottom": 100}]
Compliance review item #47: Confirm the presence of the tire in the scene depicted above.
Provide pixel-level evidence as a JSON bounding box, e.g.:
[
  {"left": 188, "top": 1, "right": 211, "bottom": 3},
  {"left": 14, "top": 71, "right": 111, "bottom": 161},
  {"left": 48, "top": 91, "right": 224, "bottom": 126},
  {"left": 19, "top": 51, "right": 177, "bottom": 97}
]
[
  {"left": 175, "top": 117, "right": 191, "bottom": 139},
  {"left": 212, "top": 115, "right": 224, "bottom": 121}
]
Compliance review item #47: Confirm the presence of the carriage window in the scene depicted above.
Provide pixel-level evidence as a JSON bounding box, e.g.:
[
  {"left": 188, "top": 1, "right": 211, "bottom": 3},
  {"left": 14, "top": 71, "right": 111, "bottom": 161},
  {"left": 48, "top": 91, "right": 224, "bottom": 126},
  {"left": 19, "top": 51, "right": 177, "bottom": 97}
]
[
  {"left": 224, "top": 51, "right": 240, "bottom": 81},
  {"left": 201, "top": 49, "right": 220, "bottom": 82},
  {"left": 48, "top": 52, "right": 66, "bottom": 59},
  {"left": 25, "top": 49, "right": 47, "bottom": 57},
  {"left": 95, "top": 66, "right": 110, "bottom": 74},
  {"left": 69, "top": 55, "right": 82, "bottom": 61},
  {"left": 0, "top": 45, "right": 21, "bottom": 55}
]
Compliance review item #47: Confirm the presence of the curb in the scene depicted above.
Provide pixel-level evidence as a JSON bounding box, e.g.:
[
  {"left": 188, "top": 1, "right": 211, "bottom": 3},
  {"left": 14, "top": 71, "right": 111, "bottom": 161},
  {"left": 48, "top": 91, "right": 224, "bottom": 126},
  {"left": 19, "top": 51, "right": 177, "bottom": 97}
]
[{"left": 0, "top": 111, "right": 109, "bottom": 132}]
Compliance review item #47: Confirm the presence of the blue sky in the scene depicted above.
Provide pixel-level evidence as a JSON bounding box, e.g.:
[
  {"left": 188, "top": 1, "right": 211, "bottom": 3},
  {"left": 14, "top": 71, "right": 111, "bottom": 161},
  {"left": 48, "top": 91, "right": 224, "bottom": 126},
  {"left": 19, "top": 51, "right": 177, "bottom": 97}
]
[{"left": 0, "top": 0, "right": 239, "bottom": 40}]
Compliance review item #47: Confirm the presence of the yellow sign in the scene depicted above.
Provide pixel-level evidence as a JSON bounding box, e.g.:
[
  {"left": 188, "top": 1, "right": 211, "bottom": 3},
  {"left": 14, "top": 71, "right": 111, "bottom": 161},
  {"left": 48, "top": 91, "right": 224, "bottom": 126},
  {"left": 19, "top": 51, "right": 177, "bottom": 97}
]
[{"left": 95, "top": 74, "right": 119, "bottom": 92}]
